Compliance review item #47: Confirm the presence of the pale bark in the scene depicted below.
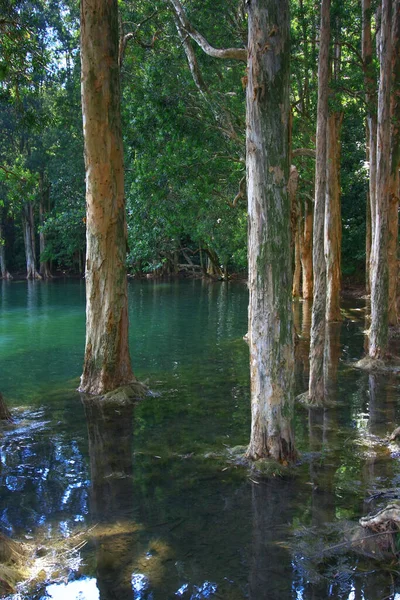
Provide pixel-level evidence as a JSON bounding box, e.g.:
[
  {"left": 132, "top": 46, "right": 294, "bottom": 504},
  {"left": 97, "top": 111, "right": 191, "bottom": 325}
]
[
  {"left": 22, "top": 203, "right": 41, "bottom": 280},
  {"left": 168, "top": 0, "right": 247, "bottom": 62},
  {"left": 362, "top": 0, "right": 378, "bottom": 292},
  {"left": 300, "top": 197, "right": 313, "bottom": 299},
  {"left": 308, "top": 0, "right": 330, "bottom": 403},
  {"left": 369, "top": 0, "right": 392, "bottom": 358},
  {"left": 388, "top": 0, "right": 400, "bottom": 325},
  {"left": 79, "top": 0, "right": 135, "bottom": 394},
  {"left": 325, "top": 112, "right": 343, "bottom": 322},
  {"left": 245, "top": 0, "right": 295, "bottom": 462}
]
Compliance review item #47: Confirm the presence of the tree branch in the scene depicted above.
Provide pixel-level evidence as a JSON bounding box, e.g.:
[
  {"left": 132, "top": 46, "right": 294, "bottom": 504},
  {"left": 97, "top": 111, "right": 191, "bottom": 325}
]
[
  {"left": 168, "top": 0, "right": 247, "bottom": 62},
  {"left": 292, "top": 148, "right": 316, "bottom": 159}
]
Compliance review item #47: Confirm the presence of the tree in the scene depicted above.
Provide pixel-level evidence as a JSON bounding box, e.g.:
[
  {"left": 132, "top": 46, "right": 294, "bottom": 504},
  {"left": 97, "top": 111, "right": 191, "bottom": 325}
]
[
  {"left": 245, "top": 0, "right": 295, "bottom": 461},
  {"left": 388, "top": 0, "right": 400, "bottom": 325},
  {"left": 79, "top": 0, "right": 135, "bottom": 395},
  {"left": 169, "top": 0, "right": 295, "bottom": 462},
  {"left": 369, "top": 0, "right": 392, "bottom": 359},
  {"left": 308, "top": 0, "right": 331, "bottom": 404}
]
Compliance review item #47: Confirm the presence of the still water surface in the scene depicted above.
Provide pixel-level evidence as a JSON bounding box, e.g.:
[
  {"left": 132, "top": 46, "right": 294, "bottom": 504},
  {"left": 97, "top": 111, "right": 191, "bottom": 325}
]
[{"left": 0, "top": 279, "right": 400, "bottom": 599}]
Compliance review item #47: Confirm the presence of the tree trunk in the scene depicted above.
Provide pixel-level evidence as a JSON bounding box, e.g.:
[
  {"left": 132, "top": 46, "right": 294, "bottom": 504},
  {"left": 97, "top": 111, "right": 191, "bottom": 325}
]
[
  {"left": 369, "top": 0, "right": 392, "bottom": 358},
  {"left": 366, "top": 183, "right": 372, "bottom": 294},
  {"left": 388, "top": 0, "right": 400, "bottom": 326},
  {"left": 293, "top": 228, "right": 302, "bottom": 297},
  {"left": 79, "top": 0, "right": 135, "bottom": 394},
  {"left": 325, "top": 112, "right": 343, "bottom": 322},
  {"left": 245, "top": 0, "right": 295, "bottom": 463},
  {"left": 22, "top": 203, "right": 41, "bottom": 280},
  {"left": 290, "top": 165, "right": 301, "bottom": 297},
  {"left": 308, "top": 0, "right": 330, "bottom": 403},
  {"left": 300, "top": 197, "right": 313, "bottom": 299},
  {"left": 39, "top": 172, "right": 52, "bottom": 279},
  {"left": 362, "top": 0, "right": 378, "bottom": 294},
  {"left": 0, "top": 217, "right": 12, "bottom": 280}
]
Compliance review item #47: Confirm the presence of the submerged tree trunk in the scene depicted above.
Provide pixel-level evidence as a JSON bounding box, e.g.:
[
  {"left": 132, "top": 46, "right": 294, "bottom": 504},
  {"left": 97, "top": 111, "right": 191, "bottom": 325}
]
[
  {"left": 325, "top": 112, "right": 343, "bottom": 322},
  {"left": 22, "top": 203, "right": 41, "bottom": 280},
  {"left": 308, "top": 0, "right": 330, "bottom": 403},
  {"left": 369, "top": 0, "right": 392, "bottom": 358},
  {"left": 388, "top": 1, "right": 400, "bottom": 326},
  {"left": 79, "top": 0, "right": 135, "bottom": 394},
  {"left": 245, "top": 0, "right": 295, "bottom": 463},
  {"left": 300, "top": 197, "right": 313, "bottom": 300},
  {"left": 39, "top": 172, "right": 52, "bottom": 279}
]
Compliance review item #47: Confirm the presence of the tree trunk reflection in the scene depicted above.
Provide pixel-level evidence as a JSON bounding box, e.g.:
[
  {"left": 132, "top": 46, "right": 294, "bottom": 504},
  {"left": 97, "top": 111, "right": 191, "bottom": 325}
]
[{"left": 84, "top": 399, "right": 136, "bottom": 600}]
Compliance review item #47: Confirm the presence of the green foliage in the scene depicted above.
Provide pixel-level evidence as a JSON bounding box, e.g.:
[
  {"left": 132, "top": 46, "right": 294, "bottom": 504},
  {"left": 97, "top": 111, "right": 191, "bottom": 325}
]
[{"left": 0, "top": 0, "right": 381, "bottom": 279}]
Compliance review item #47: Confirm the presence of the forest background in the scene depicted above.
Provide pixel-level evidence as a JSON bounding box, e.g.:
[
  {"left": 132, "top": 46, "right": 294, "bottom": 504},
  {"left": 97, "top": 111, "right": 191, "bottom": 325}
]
[{"left": 0, "top": 0, "right": 373, "bottom": 285}]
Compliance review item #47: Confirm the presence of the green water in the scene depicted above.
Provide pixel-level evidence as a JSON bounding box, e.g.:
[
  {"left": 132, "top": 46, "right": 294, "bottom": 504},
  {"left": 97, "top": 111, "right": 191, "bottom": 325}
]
[{"left": 0, "top": 280, "right": 400, "bottom": 599}]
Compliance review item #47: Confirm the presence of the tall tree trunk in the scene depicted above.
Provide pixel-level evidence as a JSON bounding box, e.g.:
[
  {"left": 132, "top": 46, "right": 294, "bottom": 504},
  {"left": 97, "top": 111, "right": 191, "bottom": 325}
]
[
  {"left": 369, "top": 0, "right": 392, "bottom": 359},
  {"left": 366, "top": 183, "right": 372, "bottom": 293},
  {"left": 79, "top": 0, "right": 135, "bottom": 394},
  {"left": 245, "top": 0, "right": 295, "bottom": 463},
  {"left": 22, "top": 203, "right": 41, "bottom": 280},
  {"left": 388, "top": 0, "right": 400, "bottom": 325},
  {"left": 290, "top": 166, "right": 301, "bottom": 297},
  {"left": 38, "top": 172, "right": 52, "bottom": 279},
  {"left": 0, "top": 215, "right": 12, "bottom": 280},
  {"left": 293, "top": 229, "right": 302, "bottom": 297},
  {"left": 308, "top": 0, "right": 330, "bottom": 403},
  {"left": 325, "top": 112, "right": 343, "bottom": 322},
  {"left": 362, "top": 0, "right": 378, "bottom": 293},
  {"left": 300, "top": 197, "right": 313, "bottom": 299}
]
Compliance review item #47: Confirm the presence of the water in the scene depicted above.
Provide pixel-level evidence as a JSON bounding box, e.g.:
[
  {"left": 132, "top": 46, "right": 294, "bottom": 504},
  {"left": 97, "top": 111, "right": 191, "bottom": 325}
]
[{"left": 0, "top": 280, "right": 400, "bottom": 599}]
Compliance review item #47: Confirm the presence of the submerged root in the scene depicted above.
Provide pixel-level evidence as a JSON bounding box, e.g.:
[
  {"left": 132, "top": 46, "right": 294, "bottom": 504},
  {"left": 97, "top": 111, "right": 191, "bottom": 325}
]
[
  {"left": 357, "top": 503, "right": 400, "bottom": 558},
  {"left": 353, "top": 356, "right": 400, "bottom": 373},
  {"left": 296, "top": 391, "right": 325, "bottom": 408},
  {"left": 0, "top": 533, "right": 29, "bottom": 594},
  {"left": 0, "top": 393, "right": 13, "bottom": 422},
  {"left": 211, "top": 445, "right": 295, "bottom": 479},
  {"left": 95, "top": 381, "right": 148, "bottom": 404}
]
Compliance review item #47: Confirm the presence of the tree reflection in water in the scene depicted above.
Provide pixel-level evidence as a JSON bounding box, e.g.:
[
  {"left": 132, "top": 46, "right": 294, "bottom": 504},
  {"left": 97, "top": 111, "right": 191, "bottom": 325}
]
[{"left": 84, "top": 398, "right": 138, "bottom": 599}]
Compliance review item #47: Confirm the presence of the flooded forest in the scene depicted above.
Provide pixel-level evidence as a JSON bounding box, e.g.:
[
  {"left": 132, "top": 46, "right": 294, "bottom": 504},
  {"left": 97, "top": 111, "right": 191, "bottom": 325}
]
[{"left": 1, "top": 0, "right": 400, "bottom": 598}]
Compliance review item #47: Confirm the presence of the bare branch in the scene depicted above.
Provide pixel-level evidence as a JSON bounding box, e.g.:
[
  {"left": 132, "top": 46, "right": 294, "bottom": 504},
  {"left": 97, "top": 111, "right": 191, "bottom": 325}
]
[
  {"left": 292, "top": 148, "right": 316, "bottom": 159},
  {"left": 168, "top": 0, "right": 247, "bottom": 62},
  {"left": 228, "top": 175, "right": 246, "bottom": 207}
]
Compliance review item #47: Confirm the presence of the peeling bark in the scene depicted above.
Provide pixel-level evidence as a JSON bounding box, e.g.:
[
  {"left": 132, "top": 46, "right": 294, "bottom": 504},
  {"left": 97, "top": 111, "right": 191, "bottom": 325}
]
[
  {"left": 369, "top": 0, "right": 392, "bottom": 358},
  {"left": 308, "top": 0, "right": 330, "bottom": 404},
  {"left": 245, "top": 0, "right": 295, "bottom": 463},
  {"left": 80, "top": 0, "right": 135, "bottom": 394}
]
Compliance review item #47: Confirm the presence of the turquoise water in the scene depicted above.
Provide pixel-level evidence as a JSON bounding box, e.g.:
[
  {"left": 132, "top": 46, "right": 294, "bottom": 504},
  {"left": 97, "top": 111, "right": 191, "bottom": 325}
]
[{"left": 0, "top": 280, "right": 400, "bottom": 599}]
